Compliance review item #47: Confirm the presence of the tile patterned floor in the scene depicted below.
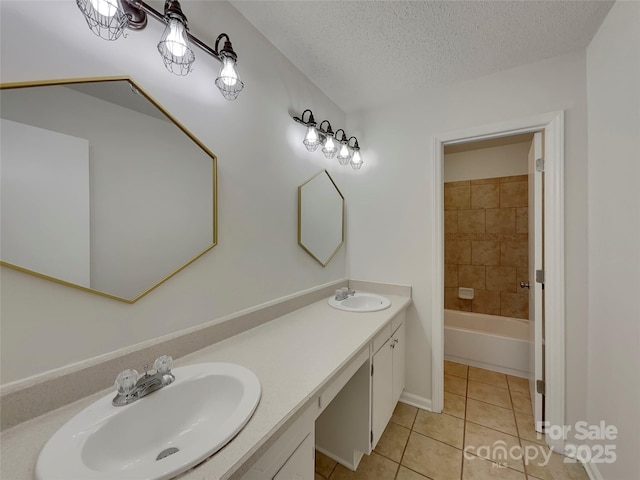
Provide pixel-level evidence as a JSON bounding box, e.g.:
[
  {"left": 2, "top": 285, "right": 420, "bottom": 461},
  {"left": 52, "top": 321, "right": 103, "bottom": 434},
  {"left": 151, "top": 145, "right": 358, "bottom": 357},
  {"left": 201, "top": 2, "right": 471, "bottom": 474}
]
[{"left": 315, "top": 362, "right": 589, "bottom": 480}]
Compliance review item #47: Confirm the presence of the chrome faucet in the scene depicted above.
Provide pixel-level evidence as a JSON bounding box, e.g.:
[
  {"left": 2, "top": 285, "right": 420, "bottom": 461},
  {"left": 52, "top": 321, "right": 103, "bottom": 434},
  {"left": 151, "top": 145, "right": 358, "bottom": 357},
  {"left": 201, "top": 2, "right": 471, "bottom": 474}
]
[
  {"left": 335, "top": 287, "right": 356, "bottom": 301},
  {"left": 112, "top": 355, "right": 175, "bottom": 406}
]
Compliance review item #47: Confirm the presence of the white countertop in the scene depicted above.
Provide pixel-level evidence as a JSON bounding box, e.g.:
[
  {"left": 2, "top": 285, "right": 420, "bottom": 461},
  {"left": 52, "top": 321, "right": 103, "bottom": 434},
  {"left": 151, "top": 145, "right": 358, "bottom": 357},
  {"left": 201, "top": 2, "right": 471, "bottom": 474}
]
[{"left": 0, "top": 293, "right": 411, "bottom": 480}]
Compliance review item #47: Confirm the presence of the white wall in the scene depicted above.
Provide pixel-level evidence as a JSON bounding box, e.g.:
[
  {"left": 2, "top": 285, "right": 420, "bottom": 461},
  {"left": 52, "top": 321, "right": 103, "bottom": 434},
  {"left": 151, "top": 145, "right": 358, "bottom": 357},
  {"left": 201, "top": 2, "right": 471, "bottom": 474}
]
[
  {"left": 0, "top": 1, "right": 349, "bottom": 383},
  {"left": 444, "top": 142, "right": 529, "bottom": 182},
  {"left": 1, "top": 85, "right": 213, "bottom": 299},
  {"left": 344, "top": 51, "right": 589, "bottom": 429},
  {"left": 0, "top": 119, "right": 91, "bottom": 287},
  {"left": 586, "top": 1, "right": 640, "bottom": 477}
]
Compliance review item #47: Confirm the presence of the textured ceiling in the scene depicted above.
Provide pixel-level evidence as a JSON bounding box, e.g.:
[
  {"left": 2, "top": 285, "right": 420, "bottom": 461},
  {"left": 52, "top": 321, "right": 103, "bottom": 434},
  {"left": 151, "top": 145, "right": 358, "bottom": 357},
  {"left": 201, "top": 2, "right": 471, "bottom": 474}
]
[{"left": 230, "top": 0, "right": 614, "bottom": 113}]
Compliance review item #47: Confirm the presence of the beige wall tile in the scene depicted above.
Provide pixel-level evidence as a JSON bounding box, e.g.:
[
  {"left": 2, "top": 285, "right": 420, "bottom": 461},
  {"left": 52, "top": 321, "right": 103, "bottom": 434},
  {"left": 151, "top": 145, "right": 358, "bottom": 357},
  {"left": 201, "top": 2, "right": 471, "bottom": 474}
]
[
  {"left": 486, "top": 266, "right": 517, "bottom": 292},
  {"left": 444, "top": 264, "right": 458, "bottom": 288},
  {"left": 500, "top": 181, "right": 528, "bottom": 208},
  {"left": 500, "top": 175, "right": 528, "bottom": 183},
  {"left": 444, "top": 210, "right": 458, "bottom": 233},
  {"left": 472, "top": 290, "right": 501, "bottom": 315},
  {"left": 458, "top": 209, "right": 486, "bottom": 233},
  {"left": 486, "top": 208, "right": 516, "bottom": 234},
  {"left": 500, "top": 242, "right": 528, "bottom": 268},
  {"left": 471, "top": 177, "right": 500, "bottom": 185},
  {"left": 471, "top": 184, "right": 500, "bottom": 209},
  {"left": 445, "top": 287, "right": 472, "bottom": 311},
  {"left": 459, "top": 265, "right": 486, "bottom": 289},
  {"left": 444, "top": 185, "right": 471, "bottom": 210},
  {"left": 446, "top": 180, "right": 471, "bottom": 187},
  {"left": 472, "top": 241, "right": 500, "bottom": 266},
  {"left": 501, "top": 292, "right": 529, "bottom": 319},
  {"left": 446, "top": 240, "right": 471, "bottom": 265},
  {"left": 516, "top": 267, "right": 529, "bottom": 289},
  {"left": 516, "top": 207, "right": 528, "bottom": 233}
]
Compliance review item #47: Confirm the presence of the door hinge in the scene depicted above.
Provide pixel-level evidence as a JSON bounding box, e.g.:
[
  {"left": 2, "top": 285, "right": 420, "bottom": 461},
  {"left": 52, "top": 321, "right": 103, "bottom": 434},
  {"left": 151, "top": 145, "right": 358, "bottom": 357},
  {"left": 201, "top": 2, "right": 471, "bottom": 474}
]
[
  {"left": 536, "top": 157, "right": 544, "bottom": 172},
  {"left": 536, "top": 379, "right": 545, "bottom": 395},
  {"left": 535, "top": 269, "right": 545, "bottom": 284},
  {"left": 371, "top": 364, "right": 374, "bottom": 376},
  {"left": 371, "top": 430, "right": 373, "bottom": 444}
]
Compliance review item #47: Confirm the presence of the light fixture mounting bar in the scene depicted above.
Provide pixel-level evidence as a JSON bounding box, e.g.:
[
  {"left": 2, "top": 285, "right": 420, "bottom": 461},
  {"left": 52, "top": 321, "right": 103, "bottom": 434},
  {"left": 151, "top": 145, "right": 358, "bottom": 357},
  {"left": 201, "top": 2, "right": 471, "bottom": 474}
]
[{"left": 127, "top": 0, "right": 224, "bottom": 63}]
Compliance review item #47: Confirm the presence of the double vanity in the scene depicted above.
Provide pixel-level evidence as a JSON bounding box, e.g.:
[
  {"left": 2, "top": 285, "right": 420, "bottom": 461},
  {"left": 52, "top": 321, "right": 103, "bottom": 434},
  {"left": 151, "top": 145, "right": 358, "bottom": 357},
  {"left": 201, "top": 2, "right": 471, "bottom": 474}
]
[{"left": 1, "top": 289, "right": 411, "bottom": 480}]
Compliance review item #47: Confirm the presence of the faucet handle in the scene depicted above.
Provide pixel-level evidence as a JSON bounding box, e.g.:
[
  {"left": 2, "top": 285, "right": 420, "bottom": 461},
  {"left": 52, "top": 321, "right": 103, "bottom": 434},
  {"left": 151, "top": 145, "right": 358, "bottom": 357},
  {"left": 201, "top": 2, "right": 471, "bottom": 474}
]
[
  {"left": 153, "top": 355, "right": 173, "bottom": 375},
  {"left": 115, "top": 369, "right": 139, "bottom": 395}
]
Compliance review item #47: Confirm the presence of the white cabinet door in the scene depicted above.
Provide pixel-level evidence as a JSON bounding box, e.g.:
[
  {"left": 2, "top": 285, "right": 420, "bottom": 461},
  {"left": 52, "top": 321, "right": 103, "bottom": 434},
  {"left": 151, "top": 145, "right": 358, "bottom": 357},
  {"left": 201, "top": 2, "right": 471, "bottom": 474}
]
[
  {"left": 273, "top": 433, "right": 314, "bottom": 480},
  {"left": 392, "top": 322, "right": 406, "bottom": 405},
  {"left": 371, "top": 337, "right": 393, "bottom": 448}
]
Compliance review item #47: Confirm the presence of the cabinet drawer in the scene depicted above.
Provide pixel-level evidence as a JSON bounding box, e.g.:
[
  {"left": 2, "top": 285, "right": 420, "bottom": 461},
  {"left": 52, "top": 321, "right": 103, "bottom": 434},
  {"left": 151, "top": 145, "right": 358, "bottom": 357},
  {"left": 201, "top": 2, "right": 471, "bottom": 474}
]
[{"left": 371, "top": 323, "right": 392, "bottom": 354}]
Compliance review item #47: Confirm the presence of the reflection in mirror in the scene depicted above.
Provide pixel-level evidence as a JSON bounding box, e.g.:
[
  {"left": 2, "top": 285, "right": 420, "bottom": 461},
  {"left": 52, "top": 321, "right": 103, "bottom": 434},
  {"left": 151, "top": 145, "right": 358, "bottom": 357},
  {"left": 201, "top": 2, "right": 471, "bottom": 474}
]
[
  {"left": 0, "top": 77, "right": 217, "bottom": 303},
  {"left": 298, "top": 170, "right": 344, "bottom": 266}
]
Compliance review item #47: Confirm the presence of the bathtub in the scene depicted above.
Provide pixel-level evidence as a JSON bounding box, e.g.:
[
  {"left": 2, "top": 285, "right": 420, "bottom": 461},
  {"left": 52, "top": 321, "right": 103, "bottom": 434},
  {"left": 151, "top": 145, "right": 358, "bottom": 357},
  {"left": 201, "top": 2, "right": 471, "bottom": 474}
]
[{"left": 444, "top": 309, "right": 530, "bottom": 378}]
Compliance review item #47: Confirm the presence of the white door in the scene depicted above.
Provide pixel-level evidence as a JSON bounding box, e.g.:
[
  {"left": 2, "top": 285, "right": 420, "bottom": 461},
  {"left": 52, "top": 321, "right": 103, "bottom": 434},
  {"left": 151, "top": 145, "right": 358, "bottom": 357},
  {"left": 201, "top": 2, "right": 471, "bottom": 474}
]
[{"left": 527, "top": 132, "right": 544, "bottom": 431}]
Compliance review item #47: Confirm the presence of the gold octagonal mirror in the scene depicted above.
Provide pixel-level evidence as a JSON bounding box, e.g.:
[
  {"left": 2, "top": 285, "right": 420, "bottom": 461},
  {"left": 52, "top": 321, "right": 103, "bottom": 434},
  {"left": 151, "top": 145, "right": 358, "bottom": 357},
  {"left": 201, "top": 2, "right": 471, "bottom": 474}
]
[
  {"left": 0, "top": 77, "right": 216, "bottom": 303},
  {"left": 298, "top": 170, "right": 344, "bottom": 266}
]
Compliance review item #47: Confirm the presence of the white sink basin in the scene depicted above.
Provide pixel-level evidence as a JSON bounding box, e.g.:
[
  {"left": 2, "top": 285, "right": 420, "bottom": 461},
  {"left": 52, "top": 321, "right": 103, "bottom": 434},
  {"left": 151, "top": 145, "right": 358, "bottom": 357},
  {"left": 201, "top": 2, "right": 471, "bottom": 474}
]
[
  {"left": 35, "top": 363, "right": 261, "bottom": 480},
  {"left": 328, "top": 292, "right": 391, "bottom": 312}
]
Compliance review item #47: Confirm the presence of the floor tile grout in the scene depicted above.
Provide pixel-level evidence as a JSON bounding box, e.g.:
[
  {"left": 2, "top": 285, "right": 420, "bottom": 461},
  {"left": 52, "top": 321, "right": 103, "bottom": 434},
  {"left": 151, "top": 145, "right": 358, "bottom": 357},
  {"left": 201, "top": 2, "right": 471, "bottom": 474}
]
[{"left": 317, "top": 363, "right": 584, "bottom": 480}]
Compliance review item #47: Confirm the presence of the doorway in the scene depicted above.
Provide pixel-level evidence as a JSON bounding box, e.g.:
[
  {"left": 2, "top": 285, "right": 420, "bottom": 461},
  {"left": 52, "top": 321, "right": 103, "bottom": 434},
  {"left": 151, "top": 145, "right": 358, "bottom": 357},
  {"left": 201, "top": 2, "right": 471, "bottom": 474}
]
[{"left": 430, "top": 112, "right": 566, "bottom": 452}]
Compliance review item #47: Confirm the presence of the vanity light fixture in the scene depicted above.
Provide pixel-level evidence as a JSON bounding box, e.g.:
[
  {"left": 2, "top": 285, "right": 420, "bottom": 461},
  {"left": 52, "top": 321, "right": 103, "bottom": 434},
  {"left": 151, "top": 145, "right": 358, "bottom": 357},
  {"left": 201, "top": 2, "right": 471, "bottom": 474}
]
[
  {"left": 76, "top": 0, "right": 244, "bottom": 100},
  {"left": 348, "top": 136, "right": 363, "bottom": 170},
  {"left": 319, "top": 121, "right": 337, "bottom": 159},
  {"left": 335, "top": 129, "right": 352, "bottom": 165},
  {"left": 293, "top": 111, "right": 364, "bottom": 170}
]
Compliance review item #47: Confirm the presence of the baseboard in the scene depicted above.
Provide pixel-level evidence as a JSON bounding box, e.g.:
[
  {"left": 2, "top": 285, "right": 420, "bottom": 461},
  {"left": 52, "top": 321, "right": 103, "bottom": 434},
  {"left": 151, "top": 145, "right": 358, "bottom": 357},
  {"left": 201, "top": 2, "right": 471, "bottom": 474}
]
[
  {"left": 564, "top": 444, "right": 604, "bottom": 480},
  {"left": 399, "top": 391, "right": 432, "bottom": 412},
  {"left": 582, "top": 461, "right": 604, "bottom": 480}
]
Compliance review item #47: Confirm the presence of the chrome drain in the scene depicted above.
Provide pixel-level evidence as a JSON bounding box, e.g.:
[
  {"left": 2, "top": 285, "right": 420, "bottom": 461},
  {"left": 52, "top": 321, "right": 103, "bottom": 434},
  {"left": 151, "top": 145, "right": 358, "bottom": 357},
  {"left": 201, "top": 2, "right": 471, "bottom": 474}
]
[{"left": 156, "top": 447, "right": 179, "bottom": 461}]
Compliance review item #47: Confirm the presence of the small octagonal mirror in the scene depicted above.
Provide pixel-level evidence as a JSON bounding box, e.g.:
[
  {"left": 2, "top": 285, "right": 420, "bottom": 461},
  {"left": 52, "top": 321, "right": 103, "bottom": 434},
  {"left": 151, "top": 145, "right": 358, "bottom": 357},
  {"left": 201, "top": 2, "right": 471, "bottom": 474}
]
[{"left": 298, "top": 170, "right": 344, "bottom": 266}]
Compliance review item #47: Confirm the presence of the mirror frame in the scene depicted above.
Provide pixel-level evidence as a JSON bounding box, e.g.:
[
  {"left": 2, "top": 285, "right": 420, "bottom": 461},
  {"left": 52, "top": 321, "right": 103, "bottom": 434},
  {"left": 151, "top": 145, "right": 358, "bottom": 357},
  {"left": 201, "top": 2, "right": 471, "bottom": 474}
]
[
  {"left": 297, "top": 169, "right": 345, "bottom": 267},
  {"left": 0, "top": 76, "right": 217, "bottom": 303}
]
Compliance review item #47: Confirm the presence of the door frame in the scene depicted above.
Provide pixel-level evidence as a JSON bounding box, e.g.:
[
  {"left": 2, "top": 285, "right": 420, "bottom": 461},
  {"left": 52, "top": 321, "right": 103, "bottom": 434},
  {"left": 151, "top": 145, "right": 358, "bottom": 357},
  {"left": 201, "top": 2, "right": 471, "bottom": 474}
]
[{"left": 430, "top": 111, "right": 565, "bottom": 451}]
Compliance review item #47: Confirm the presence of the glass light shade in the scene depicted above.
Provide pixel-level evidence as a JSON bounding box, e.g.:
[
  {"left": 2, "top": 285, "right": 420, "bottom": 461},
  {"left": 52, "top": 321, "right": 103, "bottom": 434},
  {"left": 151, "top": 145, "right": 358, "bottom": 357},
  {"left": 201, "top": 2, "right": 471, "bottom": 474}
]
[
  {"left": 350, "top": 149, "right": 363, "bottom": 170},
  {"left": 215, "top": 56, "right": 245, "bottom": 100},
  {"left": 303, "top": 125, "right": 320, "bottom": 152},
  {"left": 76, "top": 0, "right": 128, "bottom": 41},
  {"left": 322, "top": 134, "right": 338, "bottom": 159},
  {"left": 337, "top": 142, "right": 351, "bottom": 165},
  {"left": 157, "top": 18, "right": 195, "bottom": 76}
]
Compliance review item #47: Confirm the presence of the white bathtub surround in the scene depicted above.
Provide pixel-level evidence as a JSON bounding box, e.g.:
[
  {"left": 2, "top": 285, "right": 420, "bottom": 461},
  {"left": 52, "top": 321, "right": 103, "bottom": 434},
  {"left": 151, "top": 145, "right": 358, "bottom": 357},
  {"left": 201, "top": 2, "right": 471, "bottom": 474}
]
[
  {"left": 444, "top": 309, "right": 529, "bottom": 378},
  {"left": 0, "top": 293, "right": 411, "bottom": 480}
]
